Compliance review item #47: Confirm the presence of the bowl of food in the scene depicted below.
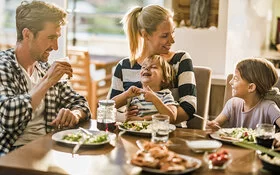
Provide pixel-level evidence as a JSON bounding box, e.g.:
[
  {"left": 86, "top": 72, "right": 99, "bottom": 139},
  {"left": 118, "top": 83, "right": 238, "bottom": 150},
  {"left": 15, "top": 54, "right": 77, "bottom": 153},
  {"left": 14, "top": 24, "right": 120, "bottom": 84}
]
[
  {"left": 258, "top": 153, "right": 280, "bottom": 173},
  {"left": 203, "top": 150, "right": 232, "bottom": 169}
]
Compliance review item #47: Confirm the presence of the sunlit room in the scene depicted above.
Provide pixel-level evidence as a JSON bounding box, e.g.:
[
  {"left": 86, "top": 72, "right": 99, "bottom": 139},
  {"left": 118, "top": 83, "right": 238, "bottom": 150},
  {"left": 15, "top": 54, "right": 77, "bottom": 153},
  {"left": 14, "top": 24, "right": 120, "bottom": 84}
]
[{"left": 0, "top": 0, "right": 280, "bottom": 174}]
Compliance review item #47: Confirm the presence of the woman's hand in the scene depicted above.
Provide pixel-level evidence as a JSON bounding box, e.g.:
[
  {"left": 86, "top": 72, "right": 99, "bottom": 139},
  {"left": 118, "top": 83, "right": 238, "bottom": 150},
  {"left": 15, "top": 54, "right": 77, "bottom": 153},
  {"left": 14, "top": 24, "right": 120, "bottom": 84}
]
[{"left": 125, "top": 105, "right": 139, "bottom": 120}]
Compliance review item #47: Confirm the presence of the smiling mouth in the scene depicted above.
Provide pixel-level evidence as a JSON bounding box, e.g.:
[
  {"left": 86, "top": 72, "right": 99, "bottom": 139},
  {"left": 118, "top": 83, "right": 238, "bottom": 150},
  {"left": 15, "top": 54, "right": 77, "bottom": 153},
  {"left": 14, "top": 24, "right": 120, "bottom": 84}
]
[{"left": 142, "top": 72, "right": 151, "bottom": 77}]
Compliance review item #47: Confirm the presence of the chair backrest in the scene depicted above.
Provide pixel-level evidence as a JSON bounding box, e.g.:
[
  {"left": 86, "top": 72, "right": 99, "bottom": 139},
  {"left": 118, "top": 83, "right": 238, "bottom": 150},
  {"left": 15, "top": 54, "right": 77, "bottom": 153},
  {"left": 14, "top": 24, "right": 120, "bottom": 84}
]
[
  {"left": 187, "top": 66, "right": 212, "bottom": 130},
  {"left": 67, "top": 47, "right": 92, "bottom": 111},
  {"left": 223, "top": 74, "right": 233, "bottom": 105}
]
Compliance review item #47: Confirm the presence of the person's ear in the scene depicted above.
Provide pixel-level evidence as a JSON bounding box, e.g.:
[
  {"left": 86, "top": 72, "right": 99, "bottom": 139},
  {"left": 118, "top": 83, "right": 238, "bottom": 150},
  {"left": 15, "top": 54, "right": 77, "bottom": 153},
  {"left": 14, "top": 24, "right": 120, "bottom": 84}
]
[
  {"left": 22, "top": 28, "right": 32, "bottom": 40},
  {"left": 248, "top": 83, "right": 256, "bottom": 93},
  {"left": 140, "top": 29, "right": 149, "bottom": 39}
]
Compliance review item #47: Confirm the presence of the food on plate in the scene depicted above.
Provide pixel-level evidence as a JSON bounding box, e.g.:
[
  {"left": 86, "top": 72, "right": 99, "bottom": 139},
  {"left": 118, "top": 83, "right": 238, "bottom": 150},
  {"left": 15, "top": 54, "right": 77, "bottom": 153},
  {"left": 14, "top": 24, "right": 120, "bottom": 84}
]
[
  {"left": 62, "top": 131, "right": 108, "bottom": 144},
  {"left": 206, "top": 150, "right": 231, "bottom": 167},
  {"left": 120, "top": 121, "right": 151, "bottom": 132},
  {"left": 218, "top": 128, "right": 256, "bottom": 142},
  {"left": 259, "top": 154, "right": 280, "bottom": 166},
  {"left": 131, "top": 141, "right": 198, "bottom": 172}
]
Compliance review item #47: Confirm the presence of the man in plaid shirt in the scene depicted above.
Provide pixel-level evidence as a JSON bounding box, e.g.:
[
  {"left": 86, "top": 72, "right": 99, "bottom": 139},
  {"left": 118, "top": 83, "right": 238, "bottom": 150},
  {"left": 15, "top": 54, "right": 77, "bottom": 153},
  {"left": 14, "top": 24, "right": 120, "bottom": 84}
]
[{"left": 0, "top": 1, "right": 91, "bottom": 155}]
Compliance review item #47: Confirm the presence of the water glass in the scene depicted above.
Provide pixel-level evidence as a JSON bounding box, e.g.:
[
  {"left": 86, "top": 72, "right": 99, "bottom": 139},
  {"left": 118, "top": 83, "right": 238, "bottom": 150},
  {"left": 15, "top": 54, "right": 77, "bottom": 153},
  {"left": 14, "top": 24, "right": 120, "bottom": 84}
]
[
  {"left": 151, "top": 114, "right": 170, "bottom": 143},
  {"left": 256, "top": 123, "right": 275, "bottom": 148}
]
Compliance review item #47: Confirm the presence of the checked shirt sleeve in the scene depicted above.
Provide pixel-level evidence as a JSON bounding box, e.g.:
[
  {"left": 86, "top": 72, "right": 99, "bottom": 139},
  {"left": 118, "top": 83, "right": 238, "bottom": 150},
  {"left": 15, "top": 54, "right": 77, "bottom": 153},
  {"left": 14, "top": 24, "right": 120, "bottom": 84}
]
[{"left": 0, "top": 58, "right": 33, "bottom": 133}]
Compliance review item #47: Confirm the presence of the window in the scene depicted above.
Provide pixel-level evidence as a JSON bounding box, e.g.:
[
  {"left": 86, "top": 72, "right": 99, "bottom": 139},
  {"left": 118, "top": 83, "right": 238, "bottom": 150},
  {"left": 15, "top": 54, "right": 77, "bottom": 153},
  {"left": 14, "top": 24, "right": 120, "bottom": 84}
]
[
  {"left": 67, "top": 0, "right": 164, "bottom": 56},
  {"left": 0, "top": 0, "right": 165, "bottom": 56}
]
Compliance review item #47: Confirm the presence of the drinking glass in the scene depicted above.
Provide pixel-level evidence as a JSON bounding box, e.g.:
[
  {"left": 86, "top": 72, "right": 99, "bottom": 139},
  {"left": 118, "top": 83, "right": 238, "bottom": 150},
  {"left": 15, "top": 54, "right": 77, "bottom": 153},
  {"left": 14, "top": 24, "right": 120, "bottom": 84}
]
[
  {"left": 151, "top": 114, "right": 170, "bottom": 143},
  {"left": 256, "top": 123, "right": 275, "bottom": 148},
  {"left": 56, "top": 56, "right": 70, "bottom": 82}
]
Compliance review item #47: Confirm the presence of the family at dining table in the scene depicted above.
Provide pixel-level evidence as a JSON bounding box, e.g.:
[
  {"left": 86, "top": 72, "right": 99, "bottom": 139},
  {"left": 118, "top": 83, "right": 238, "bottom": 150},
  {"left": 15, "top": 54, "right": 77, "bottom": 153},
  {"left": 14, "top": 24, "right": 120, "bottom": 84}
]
[{"left": 1, "top": 0, "right": 280, "bottom": 156}]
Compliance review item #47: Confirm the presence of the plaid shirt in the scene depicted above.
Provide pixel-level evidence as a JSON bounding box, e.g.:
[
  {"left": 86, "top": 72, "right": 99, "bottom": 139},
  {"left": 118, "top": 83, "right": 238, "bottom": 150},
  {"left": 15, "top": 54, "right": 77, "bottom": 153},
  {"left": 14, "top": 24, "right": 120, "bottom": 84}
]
[{"left": 0, "top": 49, "right": 91, "bottom": 153}]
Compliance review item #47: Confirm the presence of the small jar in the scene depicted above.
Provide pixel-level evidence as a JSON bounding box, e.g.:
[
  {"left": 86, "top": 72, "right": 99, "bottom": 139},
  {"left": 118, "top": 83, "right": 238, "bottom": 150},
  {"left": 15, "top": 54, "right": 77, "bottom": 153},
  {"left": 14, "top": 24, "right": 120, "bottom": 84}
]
[{"left": 97, "top": 100, "right": 116, "bottom": 132}]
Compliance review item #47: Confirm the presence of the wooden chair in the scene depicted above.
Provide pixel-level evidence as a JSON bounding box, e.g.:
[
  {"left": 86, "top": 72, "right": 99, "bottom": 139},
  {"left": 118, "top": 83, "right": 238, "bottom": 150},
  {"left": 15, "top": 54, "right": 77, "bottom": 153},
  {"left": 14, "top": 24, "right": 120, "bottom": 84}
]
[
  {"left": 67, "top": 47, "right": 116, "bottom": 118},
  {"left": 187, "top": 66, "right": 212, "bottom": 130},
  {"left": 67, "top": 48, "right": 93, "bottom": 112}
]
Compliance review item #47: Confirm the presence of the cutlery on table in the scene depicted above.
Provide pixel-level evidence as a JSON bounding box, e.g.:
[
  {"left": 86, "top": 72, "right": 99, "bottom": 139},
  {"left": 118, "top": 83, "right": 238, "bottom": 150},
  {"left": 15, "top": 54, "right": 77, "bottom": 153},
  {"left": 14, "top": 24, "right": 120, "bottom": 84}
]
[
  {"left": 72, "top": 136, "right": 86, "bottom": 156},
  {"left": 193, "top": 114, "right": 221, "bottom": 129}
]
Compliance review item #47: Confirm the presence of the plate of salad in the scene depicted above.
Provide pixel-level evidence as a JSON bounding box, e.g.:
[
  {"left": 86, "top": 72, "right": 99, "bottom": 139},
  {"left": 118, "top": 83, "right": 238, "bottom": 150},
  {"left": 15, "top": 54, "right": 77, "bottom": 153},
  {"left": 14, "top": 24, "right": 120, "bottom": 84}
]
[
  {"left": 210, "top": 128, "right": 256, "bottom": 143},
  {"left": 118, "top": 121, "right": 176, "bottom": 137},
  {"left": 52, "top": 129, "right": 110, "bottom": 147}
]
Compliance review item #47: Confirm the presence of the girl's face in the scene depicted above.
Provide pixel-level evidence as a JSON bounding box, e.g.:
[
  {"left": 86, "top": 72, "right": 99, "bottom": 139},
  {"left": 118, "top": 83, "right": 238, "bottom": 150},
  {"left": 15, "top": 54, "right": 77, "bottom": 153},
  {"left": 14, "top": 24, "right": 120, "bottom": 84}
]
[
  {"left": 229, "top": 69, "right": 251, "bottom": 98},
  {"left": 146, "top": 17, "right": 175, "bottom": 55},
  {"left": 140, "top": 59, "right": 164, "bottom": 91}
]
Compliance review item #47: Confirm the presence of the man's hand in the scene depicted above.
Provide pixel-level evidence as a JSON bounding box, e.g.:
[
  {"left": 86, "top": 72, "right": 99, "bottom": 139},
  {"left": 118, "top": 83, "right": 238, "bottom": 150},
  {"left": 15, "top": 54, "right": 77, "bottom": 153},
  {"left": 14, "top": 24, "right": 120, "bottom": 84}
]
[
  {"left": 51, "top": 108, "right": 80, "bottom": 128},
  {"left": 45, "top": 60, "right": 73, "bottom": 86}
]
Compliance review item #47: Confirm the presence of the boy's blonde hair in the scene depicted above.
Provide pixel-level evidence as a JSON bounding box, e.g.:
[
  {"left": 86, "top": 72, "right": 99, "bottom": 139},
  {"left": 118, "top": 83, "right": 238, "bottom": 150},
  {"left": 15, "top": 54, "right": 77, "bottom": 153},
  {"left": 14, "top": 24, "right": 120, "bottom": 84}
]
[
  {"left": 142, "top": 55, "right": 175, "bottom": 89},
  {"left": 121, "top": 5, "right": 173, "bottom": 66},
  {"left": 236, "top": 58, "right": 278, "bottom": 97}
]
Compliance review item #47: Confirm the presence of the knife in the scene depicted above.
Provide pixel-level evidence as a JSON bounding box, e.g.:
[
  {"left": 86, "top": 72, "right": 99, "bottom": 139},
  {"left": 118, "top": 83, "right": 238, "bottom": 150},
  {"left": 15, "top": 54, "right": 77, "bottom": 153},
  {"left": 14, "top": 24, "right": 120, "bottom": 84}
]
[{"left": 72, "top": 136, "right": 86, "bottom": 156}]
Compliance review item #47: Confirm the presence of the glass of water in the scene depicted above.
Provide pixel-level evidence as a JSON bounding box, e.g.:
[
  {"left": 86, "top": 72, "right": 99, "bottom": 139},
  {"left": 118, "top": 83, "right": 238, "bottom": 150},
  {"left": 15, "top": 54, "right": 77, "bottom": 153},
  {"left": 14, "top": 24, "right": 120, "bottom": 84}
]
[{"left": 151, "top": 114, "right": 170, "bottom": 143}]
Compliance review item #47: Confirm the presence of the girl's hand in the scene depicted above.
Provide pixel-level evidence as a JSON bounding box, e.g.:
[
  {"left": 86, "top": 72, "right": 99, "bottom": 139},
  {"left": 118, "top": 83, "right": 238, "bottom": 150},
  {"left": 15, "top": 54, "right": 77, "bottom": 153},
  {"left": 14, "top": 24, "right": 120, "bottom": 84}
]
[{"left": 206, "top": 120, "right": 221, "bottom": 133}]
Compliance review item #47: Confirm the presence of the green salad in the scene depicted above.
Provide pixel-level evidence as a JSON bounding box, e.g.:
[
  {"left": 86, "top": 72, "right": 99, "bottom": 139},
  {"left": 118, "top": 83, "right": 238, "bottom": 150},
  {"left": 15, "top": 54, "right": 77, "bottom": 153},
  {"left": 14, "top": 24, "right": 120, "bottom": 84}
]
[
  {"left": 219, "top": 128, "right": 256, "bottom": 142},
  {"left": 62, "top": 132, "right": 108, "bottom": 144},
  {"left": 121, "top": 121, "right": 150, "bottom": 132}
]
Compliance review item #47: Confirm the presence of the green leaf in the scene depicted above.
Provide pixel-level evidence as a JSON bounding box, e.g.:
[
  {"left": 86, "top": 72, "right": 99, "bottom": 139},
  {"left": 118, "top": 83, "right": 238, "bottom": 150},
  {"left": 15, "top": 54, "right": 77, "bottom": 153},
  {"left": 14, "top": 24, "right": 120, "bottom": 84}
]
[{"left": 233, "top": 141, "right": 280, "bottom": 158}]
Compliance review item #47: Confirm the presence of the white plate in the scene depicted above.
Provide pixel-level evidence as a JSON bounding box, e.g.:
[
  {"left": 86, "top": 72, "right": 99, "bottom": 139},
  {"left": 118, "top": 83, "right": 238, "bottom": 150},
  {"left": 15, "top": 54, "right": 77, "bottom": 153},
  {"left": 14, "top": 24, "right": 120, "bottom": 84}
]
[
  {"left": 131, "top": 154, "right": 201, "bottom": 174},
  {"left": 210, "top": 128, "right": 255, "bottom": 143},
  {"left": 209, "top": 131, "right": 237, "bottom": 143},
  {"left": 187, "top": 140, "right": 222, "bottom": 153},
  {"left": 118, "top": 121, "right": 176, "bottom": 137},
  {"left": 52, "top": 129, "right": 110, "bottom": 147}
]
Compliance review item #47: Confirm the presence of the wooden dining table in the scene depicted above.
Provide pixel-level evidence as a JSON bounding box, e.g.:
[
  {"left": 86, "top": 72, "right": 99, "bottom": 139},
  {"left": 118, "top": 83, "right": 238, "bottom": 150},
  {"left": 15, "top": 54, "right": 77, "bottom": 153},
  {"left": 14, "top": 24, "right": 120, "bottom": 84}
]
[{"left": 0, "top": 120, "right": 273, "bottom": 175}]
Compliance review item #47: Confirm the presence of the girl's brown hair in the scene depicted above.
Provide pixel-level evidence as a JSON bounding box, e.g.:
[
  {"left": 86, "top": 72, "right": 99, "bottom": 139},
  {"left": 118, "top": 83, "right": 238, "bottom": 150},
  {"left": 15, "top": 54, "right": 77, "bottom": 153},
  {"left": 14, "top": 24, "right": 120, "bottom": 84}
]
[{"left": 236, "top": 58, "right": 278, "bottom": 97}]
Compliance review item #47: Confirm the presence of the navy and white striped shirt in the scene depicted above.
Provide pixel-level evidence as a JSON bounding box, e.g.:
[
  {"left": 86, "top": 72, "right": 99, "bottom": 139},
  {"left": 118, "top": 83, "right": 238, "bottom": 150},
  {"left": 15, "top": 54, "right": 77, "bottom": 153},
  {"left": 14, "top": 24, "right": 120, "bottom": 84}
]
[
  {"left": 109, "top": 51, "right": 197, "bottom": 119},
  {"left": 130, "top": 89, "right": 178, "bottom": 117}
]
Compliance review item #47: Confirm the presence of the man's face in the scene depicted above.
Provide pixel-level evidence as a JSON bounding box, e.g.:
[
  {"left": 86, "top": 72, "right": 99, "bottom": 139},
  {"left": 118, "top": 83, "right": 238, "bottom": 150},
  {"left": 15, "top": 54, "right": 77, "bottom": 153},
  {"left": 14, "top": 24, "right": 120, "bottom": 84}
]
[{"left": 29, "top": 22, "right": 61, "bottom": 62}]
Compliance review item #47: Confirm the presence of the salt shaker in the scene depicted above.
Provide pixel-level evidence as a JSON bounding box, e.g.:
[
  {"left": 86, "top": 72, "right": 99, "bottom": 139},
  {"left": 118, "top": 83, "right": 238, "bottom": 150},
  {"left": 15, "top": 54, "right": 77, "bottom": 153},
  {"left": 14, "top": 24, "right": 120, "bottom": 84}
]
[{"left": 96, "top": 100, "right": 116, "bottom": 132}]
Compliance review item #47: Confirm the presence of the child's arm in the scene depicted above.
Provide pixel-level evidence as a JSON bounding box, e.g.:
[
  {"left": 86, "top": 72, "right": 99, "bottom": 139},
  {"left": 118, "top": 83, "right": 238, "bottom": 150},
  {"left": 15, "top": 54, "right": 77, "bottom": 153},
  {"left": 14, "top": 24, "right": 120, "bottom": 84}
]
[
  {"left": 112, "top": 86, "right": 143, "bottom": 109},
  {"left": 144, "top": 87, "right": 177, "bottom": 123}
]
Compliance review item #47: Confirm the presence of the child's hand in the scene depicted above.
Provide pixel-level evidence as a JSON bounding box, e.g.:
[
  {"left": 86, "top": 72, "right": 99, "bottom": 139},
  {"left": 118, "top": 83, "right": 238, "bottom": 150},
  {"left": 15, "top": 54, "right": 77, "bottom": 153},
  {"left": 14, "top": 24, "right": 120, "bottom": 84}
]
[
  {"left": 206, "top": 120, "right": 221, "bottom": 133},
  {"left": 142, "top": 86, "right": 158, "bottom": 102},
  {"left": 126, "top": 86, "right": 144, "bottom": 98}
]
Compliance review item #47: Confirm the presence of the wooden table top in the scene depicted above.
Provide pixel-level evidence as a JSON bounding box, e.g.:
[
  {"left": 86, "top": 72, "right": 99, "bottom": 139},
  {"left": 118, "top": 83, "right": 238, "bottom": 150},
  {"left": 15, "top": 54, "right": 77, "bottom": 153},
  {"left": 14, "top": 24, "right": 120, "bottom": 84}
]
[{"left": 0, "top": 120, "right": 273, "bottom": 175}]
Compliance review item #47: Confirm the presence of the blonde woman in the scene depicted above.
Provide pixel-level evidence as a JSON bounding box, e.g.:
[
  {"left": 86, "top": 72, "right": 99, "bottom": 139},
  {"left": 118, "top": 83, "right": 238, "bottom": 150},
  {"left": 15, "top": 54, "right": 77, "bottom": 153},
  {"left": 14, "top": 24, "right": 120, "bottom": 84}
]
[{"left": 108, "top": 5, "right": 197, "bottom": 124}]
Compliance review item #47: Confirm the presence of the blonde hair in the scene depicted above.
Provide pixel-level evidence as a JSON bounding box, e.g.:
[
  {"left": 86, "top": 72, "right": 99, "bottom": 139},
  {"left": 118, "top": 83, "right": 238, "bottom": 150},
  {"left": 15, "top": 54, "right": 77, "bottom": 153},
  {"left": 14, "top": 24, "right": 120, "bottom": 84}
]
[
  {"left": 121, "top": 5, "right": 173, "bottom": 66},
  {"left": 142, "top": 55, "right": 175, "bottom": 89},
  {"left": 16, "top": 1, "right": 67, "bottom": 42},
  {"left": 236, "top": 58, "right": 278, "bottom": 97}
]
